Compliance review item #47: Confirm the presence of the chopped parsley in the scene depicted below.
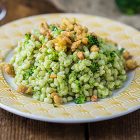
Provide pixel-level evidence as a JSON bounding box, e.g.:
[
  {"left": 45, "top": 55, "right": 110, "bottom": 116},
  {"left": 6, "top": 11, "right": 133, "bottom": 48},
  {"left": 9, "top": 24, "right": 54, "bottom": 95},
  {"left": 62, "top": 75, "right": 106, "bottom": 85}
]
[
  {"left": 90, "top": 63, "right": 99, "bottom": 72},
  {"left": 74, "top": 94, "right": 86, "bottom": 104},
  {"left": 48, "top": 51, "right": 58, "bottom": 61},
  {"left": 119, "top": 48, "right": 125, "bottom": 54},
  {"left": 108, "top": 51, "right": 117, "bottom": 63},
  {"left": 87, "top": 35, "right": 99, "bottom": 46},
  {"left": 25, "top": 33, "right": 31, "bottom": 40},
  {"left": 49, "top": 25, "right": 58, "bottom": 31},
  {"left": 49, "top": 25, "right": 62, "bottom": 37},
  {"left": 23, "top": 66, "right": 36, "bottom": 80}
]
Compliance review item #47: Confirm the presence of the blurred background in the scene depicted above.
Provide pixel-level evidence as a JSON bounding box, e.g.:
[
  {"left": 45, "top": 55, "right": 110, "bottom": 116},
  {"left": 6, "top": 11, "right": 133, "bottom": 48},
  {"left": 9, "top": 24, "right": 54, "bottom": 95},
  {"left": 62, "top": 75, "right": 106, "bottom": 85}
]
[{"left": 0, "top": 0, "right": 140, "bottom": 28}]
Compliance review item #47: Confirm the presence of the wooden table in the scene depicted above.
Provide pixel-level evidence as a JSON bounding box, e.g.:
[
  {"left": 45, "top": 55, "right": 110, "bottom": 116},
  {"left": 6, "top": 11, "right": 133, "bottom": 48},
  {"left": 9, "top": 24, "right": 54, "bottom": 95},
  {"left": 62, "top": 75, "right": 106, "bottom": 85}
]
[{"left": 0, "top": 0, "right": 140, "bottom": 139}]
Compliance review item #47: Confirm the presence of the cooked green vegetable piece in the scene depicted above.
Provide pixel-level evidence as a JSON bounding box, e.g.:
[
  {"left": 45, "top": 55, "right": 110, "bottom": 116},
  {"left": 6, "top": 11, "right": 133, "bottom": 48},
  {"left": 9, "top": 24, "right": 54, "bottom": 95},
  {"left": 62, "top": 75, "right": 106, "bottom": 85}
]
[
  {"left": 90, "top": 63, "right": 99, "bottom": 72},
  {"left": 75, "top": 94, "right": 86, "bottom": 104},
  {"left": 119, "top": 48, "right": 125, "bottom": 54},
  {"left": 23, "top": 66, "right": 36, "bottom": 80},
  {"left": 25, "top": 33, "right": 31, "bottom": 40},
  {"left": 87, "top": 35, "right": 99, "bottom": 46},
  {"left": 49, "top": 25, "right": 62, "bottom": 37},
  {"left": 49, "top": 25, "right": 58, "bottom": 31}
]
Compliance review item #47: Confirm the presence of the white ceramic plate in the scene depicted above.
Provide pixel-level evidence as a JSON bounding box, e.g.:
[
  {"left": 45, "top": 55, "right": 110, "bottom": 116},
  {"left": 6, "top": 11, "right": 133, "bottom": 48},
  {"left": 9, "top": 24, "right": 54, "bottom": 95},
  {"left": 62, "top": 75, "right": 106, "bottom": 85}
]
[{"left": 0, "top": 13, "right": 140, "bottom": 123}]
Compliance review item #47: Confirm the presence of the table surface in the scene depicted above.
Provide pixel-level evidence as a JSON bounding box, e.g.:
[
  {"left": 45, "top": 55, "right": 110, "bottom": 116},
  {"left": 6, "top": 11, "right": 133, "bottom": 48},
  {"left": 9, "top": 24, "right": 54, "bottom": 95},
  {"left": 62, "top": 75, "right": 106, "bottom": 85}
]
[{"left": 0, "top": 0, "right": 140, "bottom": 140}]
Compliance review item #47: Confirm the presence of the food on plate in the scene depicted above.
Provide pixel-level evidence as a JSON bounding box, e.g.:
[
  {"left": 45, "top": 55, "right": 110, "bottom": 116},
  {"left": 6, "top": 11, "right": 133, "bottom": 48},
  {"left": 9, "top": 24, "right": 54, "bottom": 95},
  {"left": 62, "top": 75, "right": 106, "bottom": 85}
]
[
  {"left": 3, "top": 18, "right": 138, "bottom": 105},
  {"left": 3, "top": 64, "right": 15, "bottom": 77}
]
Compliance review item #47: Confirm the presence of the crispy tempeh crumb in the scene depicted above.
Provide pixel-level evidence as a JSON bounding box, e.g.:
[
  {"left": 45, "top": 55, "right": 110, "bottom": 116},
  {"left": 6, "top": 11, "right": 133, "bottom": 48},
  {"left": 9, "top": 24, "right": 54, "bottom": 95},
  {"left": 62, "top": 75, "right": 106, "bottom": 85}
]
[
  {"left": 77, "top": 51, "right": 85, "bottom": 60},
  {"left": 53, "top": 95, "right": 62, "bottom": 104},
  {"left": 50, "top": 74, "right": 57, "bottom": 79},
  {"left": 3, "top": 64, "right": 15, "bottom": 77},
  {"left": 125, "top": 59, "right": 138, "bottom": 70},
  {"left": 17, "top": 85, "right": 32, "bottom": 94},
  {"left": 123, "top": 51, "right": 131, "bottom": 60},
  {"left": 91, "top": 95, "right": 98, "bottom": 102},
  {"left": 90, "top": 45, "right": 99, "bottom": 52}
]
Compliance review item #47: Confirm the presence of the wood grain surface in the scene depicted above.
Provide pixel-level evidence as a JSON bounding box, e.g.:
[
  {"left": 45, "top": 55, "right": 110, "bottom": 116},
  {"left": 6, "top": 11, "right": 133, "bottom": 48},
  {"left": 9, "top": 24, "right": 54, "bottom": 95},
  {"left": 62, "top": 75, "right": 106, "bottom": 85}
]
[
  {"left": 1, "top": 108, "right": 140, "bottom": 140},
  {"left": 0, "top": 0, "right": 62, "bottom": 25},
  {"left": 89, "top": 110, "right": 140, "bottom": 140},
  {"left": 0, "top": 109, "right": 86, "bottom": 140},
  {"left": 0, "top": 0, "right": 140, "bottom": 140}
]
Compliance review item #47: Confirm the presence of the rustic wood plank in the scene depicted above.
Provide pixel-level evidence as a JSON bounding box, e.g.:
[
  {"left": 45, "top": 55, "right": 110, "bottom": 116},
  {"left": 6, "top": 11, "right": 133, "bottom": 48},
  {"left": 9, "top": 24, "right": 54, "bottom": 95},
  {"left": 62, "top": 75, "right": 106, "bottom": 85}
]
[
  {"left": 0, "top": 109, "right": 86, "bottom": 140},
  {"left": 0, "top": 0, "right": 63, "bottom": 25},
  {"left": 46, "top": 123, "right": 86, "bottom": 140},
  {"left": 89, "top": 110, "right": 140, "bottom": 140}
]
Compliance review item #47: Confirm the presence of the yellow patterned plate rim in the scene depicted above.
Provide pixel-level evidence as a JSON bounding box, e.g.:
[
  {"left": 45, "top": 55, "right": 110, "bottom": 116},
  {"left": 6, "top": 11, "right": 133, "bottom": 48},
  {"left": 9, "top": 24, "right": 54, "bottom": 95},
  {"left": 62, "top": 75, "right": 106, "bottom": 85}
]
[{"left": 0, "top": 13, "right": 140, "bottom": 123}]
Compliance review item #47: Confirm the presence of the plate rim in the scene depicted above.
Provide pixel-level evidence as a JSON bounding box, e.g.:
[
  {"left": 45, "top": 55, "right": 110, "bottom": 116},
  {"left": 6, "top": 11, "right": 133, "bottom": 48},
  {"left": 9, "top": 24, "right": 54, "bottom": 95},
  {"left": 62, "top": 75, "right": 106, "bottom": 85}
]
[
  {"left": 0, "top": 102, "right": 139, "bottom": 123},
  {"left": 0, "top": 13, "right": 140, "bottom": 123}
]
